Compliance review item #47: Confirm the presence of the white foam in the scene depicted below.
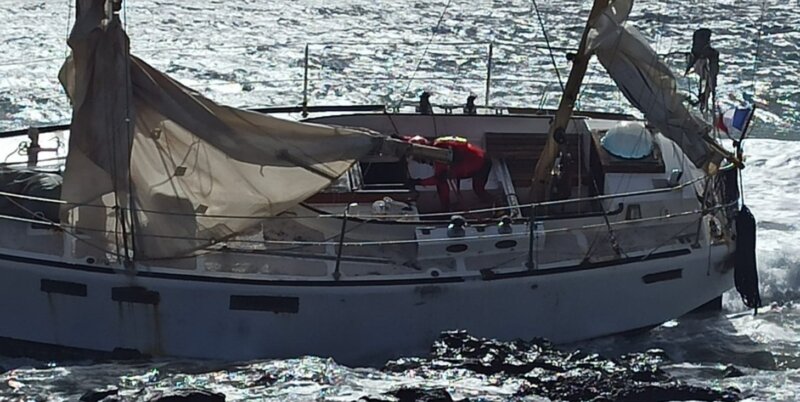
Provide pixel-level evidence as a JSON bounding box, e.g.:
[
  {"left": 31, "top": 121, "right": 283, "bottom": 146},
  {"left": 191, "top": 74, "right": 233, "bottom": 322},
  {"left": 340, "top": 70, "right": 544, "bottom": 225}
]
[{"left": 736, "top": 139, "right": 800, "bottom": 307}]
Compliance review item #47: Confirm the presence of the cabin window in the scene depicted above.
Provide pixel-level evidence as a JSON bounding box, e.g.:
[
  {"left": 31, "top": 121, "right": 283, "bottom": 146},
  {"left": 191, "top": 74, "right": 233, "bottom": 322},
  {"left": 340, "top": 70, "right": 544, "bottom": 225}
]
[
  {"left": 230, "top": 295, "right": 299, "bottom": 313},
  {"left": 359, "top": 160, "right": 408, "bottom": 190},
  {"left": 41, "top": 279, "right": 87, "bottom": 297}
]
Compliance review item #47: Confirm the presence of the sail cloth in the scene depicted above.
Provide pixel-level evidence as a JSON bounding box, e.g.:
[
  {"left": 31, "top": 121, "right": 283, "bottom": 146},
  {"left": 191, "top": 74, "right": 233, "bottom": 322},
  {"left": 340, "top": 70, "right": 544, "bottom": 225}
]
[
  {"left": 586, "top": 0, "right": 722, "bottom": 170},
  {"left": 58, "top": 0, "right": 134, "bottom": 259},
  {"left": 60, "top": 0, "right": 388, "bottom": 260}
]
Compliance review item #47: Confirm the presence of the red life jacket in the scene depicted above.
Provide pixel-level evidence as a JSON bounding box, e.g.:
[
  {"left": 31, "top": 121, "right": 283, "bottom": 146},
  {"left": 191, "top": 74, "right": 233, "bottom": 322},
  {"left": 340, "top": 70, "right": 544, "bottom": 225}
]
[{"left": 418, "top": 137, "right": 487, "bottom": 185}]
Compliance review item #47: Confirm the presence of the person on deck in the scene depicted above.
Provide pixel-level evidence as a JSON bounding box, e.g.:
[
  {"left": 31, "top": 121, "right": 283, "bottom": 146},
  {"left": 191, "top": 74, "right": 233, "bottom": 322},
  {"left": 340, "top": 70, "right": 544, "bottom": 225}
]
[
  {"left": 405, "top": 135, "right": 493, "bottom": 211},
  {"left": 419, "top": 91, "right": 434, "bottom": 115}
]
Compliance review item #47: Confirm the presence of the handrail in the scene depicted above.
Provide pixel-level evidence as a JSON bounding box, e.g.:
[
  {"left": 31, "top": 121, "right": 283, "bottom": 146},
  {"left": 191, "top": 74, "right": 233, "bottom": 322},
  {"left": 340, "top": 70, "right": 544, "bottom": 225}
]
[
  {"left": 0, "top": 171, "right": 714, "bottom": 220},
  {"left": 0, "top": 201, "right": 734, "bottom": 249}
]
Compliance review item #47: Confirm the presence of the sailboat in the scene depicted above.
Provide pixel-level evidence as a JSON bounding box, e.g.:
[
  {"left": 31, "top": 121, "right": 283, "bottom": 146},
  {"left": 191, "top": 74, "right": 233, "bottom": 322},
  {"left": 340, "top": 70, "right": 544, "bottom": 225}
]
[{"left": 0, "top": 0, "right": 759, "bottom": 364}]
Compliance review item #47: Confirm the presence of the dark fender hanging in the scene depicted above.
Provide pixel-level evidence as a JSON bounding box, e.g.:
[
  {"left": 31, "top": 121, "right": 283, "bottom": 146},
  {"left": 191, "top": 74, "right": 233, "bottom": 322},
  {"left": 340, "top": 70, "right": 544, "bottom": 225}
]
[{"left": 734, "top": 205, "right": 762, "bottom": 311}]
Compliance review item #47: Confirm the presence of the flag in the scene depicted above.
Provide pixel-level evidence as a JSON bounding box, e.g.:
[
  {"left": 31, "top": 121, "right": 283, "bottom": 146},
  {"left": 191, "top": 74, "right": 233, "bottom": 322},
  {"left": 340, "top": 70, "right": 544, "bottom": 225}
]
[{"left": 716, "top": 106, "right": 753, "bottom": 136}]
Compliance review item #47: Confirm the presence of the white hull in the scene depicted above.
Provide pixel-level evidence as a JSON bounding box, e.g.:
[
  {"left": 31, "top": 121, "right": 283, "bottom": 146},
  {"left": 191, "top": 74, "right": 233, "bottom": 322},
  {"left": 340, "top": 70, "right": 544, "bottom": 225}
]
[
  {"left": 0, "top": 244, "right": 733, "bottom": 365},
  {"left": 0, "top": 0, "right": 757, "bottom": 367},
  {"left": 0, "top": 111, "right": 741, "bottom": 365}
]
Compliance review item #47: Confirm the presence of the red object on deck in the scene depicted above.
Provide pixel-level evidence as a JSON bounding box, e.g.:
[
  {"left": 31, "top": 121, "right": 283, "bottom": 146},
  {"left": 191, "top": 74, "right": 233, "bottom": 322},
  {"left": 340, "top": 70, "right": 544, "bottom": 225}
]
[{"left": 416, "top": 137, "right": 492, "bottom": 210}]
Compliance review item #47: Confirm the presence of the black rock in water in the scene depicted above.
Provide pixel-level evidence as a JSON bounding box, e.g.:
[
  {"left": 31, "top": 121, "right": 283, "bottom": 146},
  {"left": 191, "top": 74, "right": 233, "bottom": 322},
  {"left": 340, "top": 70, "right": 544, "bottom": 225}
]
[
  {"left": 384, "top": 330, "right": 740, "bottom": 402},
  {"left": 723, "top": 364, "right": 746, "bottom": 378},
  {"left": 392, "top": 387, "right": 457, "bottom": 402},
  {"left": 614, "top": 383, "right": 738, "bottom": 402},
  {"left": 360, "top": 386, "right": 464, "bottom": 402},
  {"left": 79, "top": 387, "right": 118, "bottom": 402},
  {"left": 148, "top": 389, "right": 225, "bottom": 402}
]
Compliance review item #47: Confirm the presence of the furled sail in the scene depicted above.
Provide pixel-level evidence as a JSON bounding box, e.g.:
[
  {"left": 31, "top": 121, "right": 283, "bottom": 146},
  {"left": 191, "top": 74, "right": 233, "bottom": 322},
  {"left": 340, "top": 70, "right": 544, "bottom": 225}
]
[
  {"left": 586, "top": 0, "right": 723, "bottom": 170},
  {"left": 59, "top": 0, "right": 392, "bottom": 260}
]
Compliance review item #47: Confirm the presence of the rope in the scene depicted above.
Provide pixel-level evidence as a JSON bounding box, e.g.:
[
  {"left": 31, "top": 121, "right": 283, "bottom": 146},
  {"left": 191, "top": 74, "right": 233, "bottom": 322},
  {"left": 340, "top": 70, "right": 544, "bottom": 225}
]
[
  {"left": 531, "top": 0, "right": 565, "bottom": 92},
  {"left": 0, "top": 156, "right": 66, "bottom": 167},
  {"left": 401, "top": 0, "right": 453, "bottom": 100}
]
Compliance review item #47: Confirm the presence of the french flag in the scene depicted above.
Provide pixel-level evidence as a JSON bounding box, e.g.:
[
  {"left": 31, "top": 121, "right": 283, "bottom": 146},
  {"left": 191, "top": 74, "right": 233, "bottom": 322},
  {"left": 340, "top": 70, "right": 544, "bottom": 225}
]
[{"left": 716, "top": 106, "right": 752, "bottom": 136}]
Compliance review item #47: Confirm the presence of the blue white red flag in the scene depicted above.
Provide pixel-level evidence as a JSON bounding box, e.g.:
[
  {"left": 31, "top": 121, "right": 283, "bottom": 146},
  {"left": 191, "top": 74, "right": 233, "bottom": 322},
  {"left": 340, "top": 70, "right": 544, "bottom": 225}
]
[{"left": 716, "top": 106, "right": 752, "bottom": 136}]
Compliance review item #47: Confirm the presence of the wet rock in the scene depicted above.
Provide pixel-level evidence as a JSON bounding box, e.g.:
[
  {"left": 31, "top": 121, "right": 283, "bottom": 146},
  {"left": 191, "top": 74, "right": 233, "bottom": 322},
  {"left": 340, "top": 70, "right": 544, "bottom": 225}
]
[
  {"left": 247, "top": 372, "right": 278, "bottom": 387},
  {"left": 358, "top": 396, "right": 395, "bottom": 402},
  {"left": 360, "top": 387, "right": 465, "bottom": 402},
  {"left": 722, "top": 364, "right": 745, "bottom": 378},
  {"left": 147, "top": 389, "right": 225, "bottom": 402},
  {"left": 392, "top": 387, "right": 456, "bottom": 402},
  {"left": 79, "top": 387, "right": 118, "bottom": 402},
  {"left": 384, "top": 330, "right": 740, "bottom": 402},
  {"left": 614, "top": 383, "right": 740, "bottom": 402},
  {"left": 745, "top": 350, "right": 778, "bottom": 370}
]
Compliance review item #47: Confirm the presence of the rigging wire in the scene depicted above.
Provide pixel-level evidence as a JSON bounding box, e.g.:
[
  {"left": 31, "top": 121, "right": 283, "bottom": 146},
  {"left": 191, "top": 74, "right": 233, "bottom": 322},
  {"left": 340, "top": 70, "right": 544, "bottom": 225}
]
[
  {"left": 64, "top": 0, "right": 72, "bottom": 58},
  {"left": 531, "top": 0, "right": 565, "bottom": 92},
  {"left": 400, "top": 0, "right": 453, "bottom": 102},
  {"left": 122, "top": 0, "right": 135, "bottom": 262},
  {"left": 749, "top": 0, "right": 767, "bottom": 97}
]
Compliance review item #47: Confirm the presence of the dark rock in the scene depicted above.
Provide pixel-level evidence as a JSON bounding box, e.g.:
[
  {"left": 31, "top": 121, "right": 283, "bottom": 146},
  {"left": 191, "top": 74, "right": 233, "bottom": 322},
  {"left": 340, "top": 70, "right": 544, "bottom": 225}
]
[
  {"left": 79, "top": 387, "right": 118, "bottom": 402},
  {"left": 147, "top": 389, "right": 225, "bottom": 402},
  {"left": 383, "top": 330, "right": 740, "bottom": 402},
  {"left": 391, "top": 387, "right": 456, "bottom": 402},
  {"left": 723, "top": 364, "right": 745, "bottom": 378},
  {"left": 358, "top": 387, "right": 462, "bottom": 402},
  {"left": 614, "top": 383, "right": 739, "bottom": 402},
  {"left": 248, "top": 372, "right": 279, "bottom": 387},
  {"left": 357, "top": 396, "right": 395, "bottom": 402}
]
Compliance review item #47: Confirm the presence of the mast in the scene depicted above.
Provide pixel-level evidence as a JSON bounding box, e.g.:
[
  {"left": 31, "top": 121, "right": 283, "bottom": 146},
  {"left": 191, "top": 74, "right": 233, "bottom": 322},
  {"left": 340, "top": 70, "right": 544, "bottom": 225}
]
[{"left": 530, "top": 0, "right": 609, "bottom": 202}]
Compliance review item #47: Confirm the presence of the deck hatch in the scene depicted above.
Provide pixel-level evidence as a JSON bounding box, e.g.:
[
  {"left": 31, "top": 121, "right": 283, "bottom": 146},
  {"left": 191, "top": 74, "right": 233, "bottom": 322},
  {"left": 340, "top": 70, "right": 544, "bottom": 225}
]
[
  {"left": 111, "top": 287, "right": 160, "bottom": 305},
  {"left": 642, "top": 269, "right": 682, "bottom": 284},
  {"left": 230, "top": 295, "right": 299, "bottom": 313},
  {"left": 40, "top": 279, "right": 87, "bottom": 297}
]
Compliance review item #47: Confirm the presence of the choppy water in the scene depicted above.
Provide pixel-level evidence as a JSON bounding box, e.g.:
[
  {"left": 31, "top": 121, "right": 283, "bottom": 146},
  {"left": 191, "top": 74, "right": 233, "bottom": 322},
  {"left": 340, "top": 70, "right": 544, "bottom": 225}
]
[{"left": 0, "top": 0, "right": 799, "bottom": 400}]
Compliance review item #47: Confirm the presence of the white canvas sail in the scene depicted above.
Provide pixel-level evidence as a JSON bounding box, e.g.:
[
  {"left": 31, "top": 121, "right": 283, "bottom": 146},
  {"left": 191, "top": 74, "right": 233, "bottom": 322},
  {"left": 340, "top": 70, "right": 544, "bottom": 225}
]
[
  {"left": 60, "top": 0, "right": 389, "bottom": 260},
  {"left": 586, "top": 0, "right": 723, "bottom": 170}
]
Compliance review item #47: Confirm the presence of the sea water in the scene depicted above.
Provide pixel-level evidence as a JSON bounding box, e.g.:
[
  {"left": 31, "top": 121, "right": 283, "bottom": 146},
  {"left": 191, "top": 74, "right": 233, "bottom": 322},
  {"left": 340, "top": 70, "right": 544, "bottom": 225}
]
[{"left": 0, "top": 1, "right": 798, "bottom": 400}]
